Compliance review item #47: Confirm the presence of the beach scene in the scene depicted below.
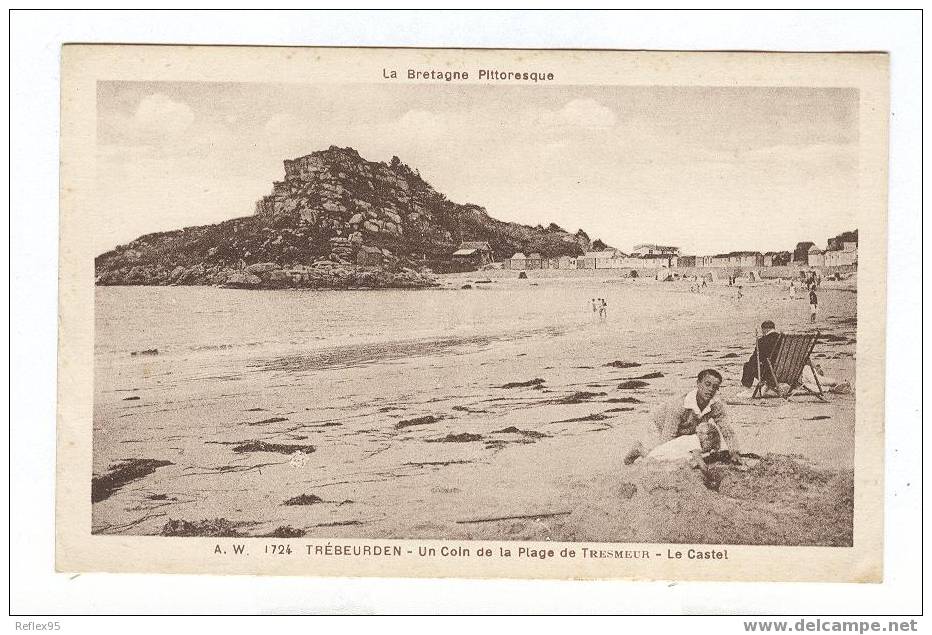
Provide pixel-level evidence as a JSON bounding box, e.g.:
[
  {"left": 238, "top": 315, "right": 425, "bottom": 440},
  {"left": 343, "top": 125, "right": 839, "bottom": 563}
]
[
  {"left": 91, "top": 80, "right": 860, "bottom": 545},
  {"left": 93, "top": 270, "right": 856, "bottom": 544}
]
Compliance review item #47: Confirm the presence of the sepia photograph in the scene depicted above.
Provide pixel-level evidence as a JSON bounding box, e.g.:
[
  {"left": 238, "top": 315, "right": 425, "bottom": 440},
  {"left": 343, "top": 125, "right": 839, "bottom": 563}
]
[
  {"left": 10, "top": 7, "right": 926, "bottom": 620},
  {"left": 53, "top": 44, "right": 891, "bottom": 583},
  {"left": 91, "top": 81, "right": 861, "bottom": 547}
]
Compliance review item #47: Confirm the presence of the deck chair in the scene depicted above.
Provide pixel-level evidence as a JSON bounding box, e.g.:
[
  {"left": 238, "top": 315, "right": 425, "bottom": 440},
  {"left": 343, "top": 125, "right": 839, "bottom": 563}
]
[{"left": 751, "top": 330, "right": 826, "bottom": 401}]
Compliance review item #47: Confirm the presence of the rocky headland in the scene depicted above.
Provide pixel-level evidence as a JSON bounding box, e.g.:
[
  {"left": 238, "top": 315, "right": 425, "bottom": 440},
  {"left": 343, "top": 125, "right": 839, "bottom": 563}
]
[{"left": 95, "top": 146, "right": 605, "bottom": 289}]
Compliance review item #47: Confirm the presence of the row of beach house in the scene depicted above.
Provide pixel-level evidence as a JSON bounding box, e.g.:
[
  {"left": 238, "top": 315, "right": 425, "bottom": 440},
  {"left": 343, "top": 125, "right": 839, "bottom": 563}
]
[
  {"left": 502, "top": 245, "right": 680, "bottom": 270},
  {"left": 453, "top": 233, "right": 859, "bottom": 271}
]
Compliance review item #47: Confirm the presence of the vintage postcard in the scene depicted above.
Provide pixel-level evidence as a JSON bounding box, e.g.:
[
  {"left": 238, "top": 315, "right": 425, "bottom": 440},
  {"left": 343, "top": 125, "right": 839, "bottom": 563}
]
[{"left": 57, "top": 45, "right": 888, "bottom": 581}]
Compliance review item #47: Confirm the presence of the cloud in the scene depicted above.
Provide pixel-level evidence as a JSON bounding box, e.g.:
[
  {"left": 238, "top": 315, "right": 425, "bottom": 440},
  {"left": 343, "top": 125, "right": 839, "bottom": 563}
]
[
  {"left": 521, "top": 99, "right": 617, "bottom": 138},
  {"left": 132, "top": 93, "right": 195, "bottom": 137},
  {"left": 263, "top": 113, "right": 302, "bottom": 135},
  {"left": 556, "top": 99, "right": 617, "bottom": 129},
  {"left": 396, "top": 110, "right": 446, "bottom": 140}
]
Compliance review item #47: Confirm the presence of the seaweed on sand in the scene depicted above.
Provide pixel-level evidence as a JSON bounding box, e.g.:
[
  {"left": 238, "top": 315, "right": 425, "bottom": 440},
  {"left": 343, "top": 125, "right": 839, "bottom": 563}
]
[
  {"left": 494, "top": 426, "right": 549, "bottom": 439},
  {"left": 232, "top": 441, "right": 315, "bottom": 454},
  {"left": 554, "top": 413, "right": 609, "bottom": 423},
  {"left": 264, "top": 525, "right": 306, "bottom": 538},
  {"left": 161, "top": 518, "right": 247, "bottom": 537},
  {"left": 501, "top": 378, "right": 545, "bottom": 389},
  {"left": 604, "top": 361, "right": 641, "bottom": 369},
  {"left": 245, "top": 416, "right": 289, "bottom": 426},
  {"left": 395, "top": 415, "right": 444, "bottom": 430},
  {"left": 92, "top": 458, "right": 173, "bottom": 503},
  {"left": 284, "top": 494, "right": 325, "bottom": 506},
  {"left": 623, "top": 372, "right": 663, "bottom": 380},
  {"left": 426, "top": 432, "right": 483, "bottom": 443},
  {"left": 549, "top": 391, "right": 606, "bottom": 405}
]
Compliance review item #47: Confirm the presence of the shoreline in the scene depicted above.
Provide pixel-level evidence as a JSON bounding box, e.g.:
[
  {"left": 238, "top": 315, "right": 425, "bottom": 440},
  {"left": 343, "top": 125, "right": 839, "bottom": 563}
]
[{"left": 95, "top": 261, "right": 857, "bottom": 292}]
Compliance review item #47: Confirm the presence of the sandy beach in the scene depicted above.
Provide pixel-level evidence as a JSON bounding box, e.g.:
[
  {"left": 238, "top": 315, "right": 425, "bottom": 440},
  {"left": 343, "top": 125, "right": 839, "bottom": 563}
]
[{"left": 92, "top": 271, "right": 856, "bottom": 545}]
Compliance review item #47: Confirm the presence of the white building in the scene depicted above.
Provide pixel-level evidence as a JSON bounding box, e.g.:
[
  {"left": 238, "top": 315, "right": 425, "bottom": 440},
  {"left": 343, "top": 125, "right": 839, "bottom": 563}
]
[
  {"left": 507, "top": 252, "right": 528, "bottom": 270},
  {"left": 823, "top": 241, "right": 858, "bottom": 267}
]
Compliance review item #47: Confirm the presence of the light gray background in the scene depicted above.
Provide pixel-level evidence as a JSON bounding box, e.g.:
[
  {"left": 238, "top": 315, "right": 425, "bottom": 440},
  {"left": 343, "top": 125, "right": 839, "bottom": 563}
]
[{"left": 9, "top": 9, "right": 922, "bottom": 620}]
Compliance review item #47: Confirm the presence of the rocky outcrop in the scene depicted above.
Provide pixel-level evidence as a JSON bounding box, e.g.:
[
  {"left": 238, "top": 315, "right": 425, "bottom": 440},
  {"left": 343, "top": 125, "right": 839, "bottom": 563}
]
[{"left": 95, "top": 146, "right": 606, "bottom": 289}]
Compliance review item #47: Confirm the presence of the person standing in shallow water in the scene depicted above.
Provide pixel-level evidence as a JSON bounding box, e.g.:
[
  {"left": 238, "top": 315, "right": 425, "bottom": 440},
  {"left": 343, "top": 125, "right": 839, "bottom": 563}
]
[{"left": 809, "top": 288, "right": 819, "bottom": 323}]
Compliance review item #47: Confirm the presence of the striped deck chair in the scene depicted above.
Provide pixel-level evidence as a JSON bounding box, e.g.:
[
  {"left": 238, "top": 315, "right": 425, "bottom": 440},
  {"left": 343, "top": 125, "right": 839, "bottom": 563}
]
[{"left": 752, "top": 331, "right": 826, "bottom": 401}]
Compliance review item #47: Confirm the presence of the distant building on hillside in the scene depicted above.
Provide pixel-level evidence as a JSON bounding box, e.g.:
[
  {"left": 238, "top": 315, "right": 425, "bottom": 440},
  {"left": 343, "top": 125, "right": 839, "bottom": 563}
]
[
  {"left": 544, "top": 256, "right": 575, "bottom": 269},
  {"left": 807, "top": 245, "right": 825, "bottom": 268},
  {"left": 794, "top": 241, "right": 816, "bottom": 263},
  {"left": 711, "top": 251, "right": 765, "bottom": 268},
  {"left": 627, "top": 253, "right": 678, "bottom": 268},
  {"left": 625, "top": 245, "right": 679, "bottom": 268},
  {"left": 827, "top": 230, "right": 858, "bottom": 252},
  {"left": 555, "top": 255, "right": 577, "bottom": 269},
  {"left": 507, "top": 252, "right": 528, "bottom": 270},
  {"left": 764, "top": 251, "right": 792, "bottom": 267},
  {"left": 824, "top": 238, "right": 858, "bottom": 267},
  {"left": 452, "top": 241, "right": 493, "bottom": 268},
  {"left": 632, "top": 244, "right": 680, "bottom": 257},
  {"left": 579, "top": 250, "right": 627, "bottom": 269}
]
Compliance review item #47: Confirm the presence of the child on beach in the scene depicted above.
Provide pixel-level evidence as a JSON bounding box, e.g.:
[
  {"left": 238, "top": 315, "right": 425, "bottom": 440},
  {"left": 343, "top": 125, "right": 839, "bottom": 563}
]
[
  {"left": 623, "top": 369, "right": 742, "bottom": 465},
  {"left": 809, "top": 289, "right": 818, "bottom": 322}
]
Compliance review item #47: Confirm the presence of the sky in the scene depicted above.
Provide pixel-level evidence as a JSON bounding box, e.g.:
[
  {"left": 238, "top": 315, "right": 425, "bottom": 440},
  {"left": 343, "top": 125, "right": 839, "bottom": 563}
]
[{"left": 95, "top": 81, "right": 859, "bottom": 256}]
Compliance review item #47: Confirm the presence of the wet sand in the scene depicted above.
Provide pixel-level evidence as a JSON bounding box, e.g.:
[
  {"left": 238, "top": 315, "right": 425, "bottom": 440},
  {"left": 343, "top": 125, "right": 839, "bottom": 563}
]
[{"left": 92, "top": 273, "right": 856, "bottom": 544}]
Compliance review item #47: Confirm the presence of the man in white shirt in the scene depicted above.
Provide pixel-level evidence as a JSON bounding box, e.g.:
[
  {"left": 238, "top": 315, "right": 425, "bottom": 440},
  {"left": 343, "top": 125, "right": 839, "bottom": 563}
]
[{"left": 623, "top": 369, "right": 741, "bottom": 465}]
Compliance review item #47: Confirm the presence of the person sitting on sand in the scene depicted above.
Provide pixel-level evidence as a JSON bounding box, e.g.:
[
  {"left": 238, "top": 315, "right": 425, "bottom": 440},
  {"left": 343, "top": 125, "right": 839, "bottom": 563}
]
[
  {"left": 741, "top": 320, "right": 781, "bottom": 388},
  {"left": 801, "top": 362, "right": 849, "bottom": 394},
  {"left": 623, "top": 369, "right": 741, "bottom": 465}
]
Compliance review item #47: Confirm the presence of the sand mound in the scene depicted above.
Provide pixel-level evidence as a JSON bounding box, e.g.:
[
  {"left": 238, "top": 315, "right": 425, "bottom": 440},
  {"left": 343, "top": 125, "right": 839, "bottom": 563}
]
[{"left": 557, "top": 454, "right": 852, "bottom": 546}]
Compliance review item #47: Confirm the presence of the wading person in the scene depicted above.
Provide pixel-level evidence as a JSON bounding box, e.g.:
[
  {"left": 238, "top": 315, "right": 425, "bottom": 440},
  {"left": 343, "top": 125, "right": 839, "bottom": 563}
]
[{"left": 623, "top": 369, "right": 741, "bottom": 465}]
